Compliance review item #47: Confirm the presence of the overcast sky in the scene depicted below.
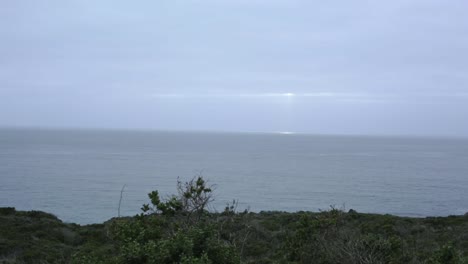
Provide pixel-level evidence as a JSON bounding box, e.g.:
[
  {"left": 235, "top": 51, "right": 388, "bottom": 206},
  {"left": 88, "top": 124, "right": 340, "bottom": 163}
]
[{"left": 1, "top": 0, "right": 468, "bottom": 137}]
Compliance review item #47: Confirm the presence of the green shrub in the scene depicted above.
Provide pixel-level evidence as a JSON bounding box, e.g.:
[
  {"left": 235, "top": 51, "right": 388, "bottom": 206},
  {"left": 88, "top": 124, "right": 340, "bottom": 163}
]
[
  {"left": 429, "top": 243, "right": 467, "bottom": 264},
  {"left": 111, "top": 176, "right": 240, "bottom": 264}
]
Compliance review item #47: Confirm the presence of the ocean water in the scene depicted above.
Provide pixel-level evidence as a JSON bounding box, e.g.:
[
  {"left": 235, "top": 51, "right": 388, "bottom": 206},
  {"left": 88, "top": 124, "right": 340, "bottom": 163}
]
[{"left": 1, "top": 128, "right": 467, "bottom": 224}]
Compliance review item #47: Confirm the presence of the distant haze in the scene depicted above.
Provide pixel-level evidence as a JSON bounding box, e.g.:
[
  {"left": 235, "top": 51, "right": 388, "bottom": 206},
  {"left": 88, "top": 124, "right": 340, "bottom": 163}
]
[{"left": 1, "top": 1, "right": 468, "bottom": 137}]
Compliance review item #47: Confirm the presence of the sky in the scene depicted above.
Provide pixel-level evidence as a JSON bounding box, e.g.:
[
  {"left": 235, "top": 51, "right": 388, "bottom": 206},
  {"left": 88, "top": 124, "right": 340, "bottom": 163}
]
[{"left": 1, "top": 0, "right": 468, "bottom": 137}]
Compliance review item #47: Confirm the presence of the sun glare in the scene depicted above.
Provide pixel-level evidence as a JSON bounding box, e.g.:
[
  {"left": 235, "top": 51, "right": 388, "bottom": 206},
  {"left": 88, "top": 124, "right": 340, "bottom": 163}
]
[{"left": 278, "top": 131, "right": 295, "bottom": 135}]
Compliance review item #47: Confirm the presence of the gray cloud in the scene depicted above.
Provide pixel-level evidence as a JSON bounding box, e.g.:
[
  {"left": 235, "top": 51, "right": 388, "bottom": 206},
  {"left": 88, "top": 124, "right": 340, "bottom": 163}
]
[{"left": 1, "top": 0, "right": 468, "bottom": 136}]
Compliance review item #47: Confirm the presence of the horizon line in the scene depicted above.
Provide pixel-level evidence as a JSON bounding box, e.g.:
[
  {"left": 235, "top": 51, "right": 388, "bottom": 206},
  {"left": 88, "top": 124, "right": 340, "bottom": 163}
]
[{"left": 1, "top": 125, "right": 467, "bottom": 140}]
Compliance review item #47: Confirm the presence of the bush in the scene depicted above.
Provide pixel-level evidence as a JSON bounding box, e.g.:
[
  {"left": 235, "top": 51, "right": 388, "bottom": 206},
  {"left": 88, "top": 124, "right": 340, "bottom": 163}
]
[
  {"left": 429, "top": 243, "right": 467, "bottom": 264},
  {"left": 111, "top": 176, "right": 240, "bottom": 264},
  {"left": 0, "top": 207, "right": 16, "bottom": 215}
]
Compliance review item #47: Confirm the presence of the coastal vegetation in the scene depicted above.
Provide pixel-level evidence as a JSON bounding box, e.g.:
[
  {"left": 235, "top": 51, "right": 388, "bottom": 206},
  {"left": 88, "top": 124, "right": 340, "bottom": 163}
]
[{"left": 1, "top": 177, "right": 467, "bottom": 264}]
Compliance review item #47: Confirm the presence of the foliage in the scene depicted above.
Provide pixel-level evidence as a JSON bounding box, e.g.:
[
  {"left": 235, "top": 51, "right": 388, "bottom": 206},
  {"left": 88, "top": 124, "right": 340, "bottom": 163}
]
[
  {"left": 429, "top": 243, "right": 468, "bottom": 264},
  {"left": 142, "top": 176, "right": 213, "bottom": 223},
  {"left": 2, "top": 177, "right": 468, "bottom": 264},
  {"left": 110, "top": 176, "right": 239, "bottom": 264}
]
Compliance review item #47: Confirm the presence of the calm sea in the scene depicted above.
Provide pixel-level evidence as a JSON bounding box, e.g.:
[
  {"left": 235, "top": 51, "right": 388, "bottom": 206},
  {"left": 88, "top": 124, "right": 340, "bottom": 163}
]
[{"left": 1, "top": 128, "right": 467, "bottom": 224}]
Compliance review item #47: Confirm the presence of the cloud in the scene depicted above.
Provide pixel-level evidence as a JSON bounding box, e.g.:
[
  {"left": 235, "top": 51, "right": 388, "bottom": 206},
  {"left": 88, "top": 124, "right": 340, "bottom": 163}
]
[
  {"left": 150, "top": 92, "right": 378, "bottom": 99},
  {"left": 148, "top": 92, "right": 468, "bottom": 106}
]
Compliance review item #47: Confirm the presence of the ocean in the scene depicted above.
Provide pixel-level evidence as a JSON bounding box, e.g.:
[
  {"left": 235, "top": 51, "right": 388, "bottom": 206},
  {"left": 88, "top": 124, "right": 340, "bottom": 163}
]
[{"left": 1, "top": 128, "right": 467, "bottom": 224}]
